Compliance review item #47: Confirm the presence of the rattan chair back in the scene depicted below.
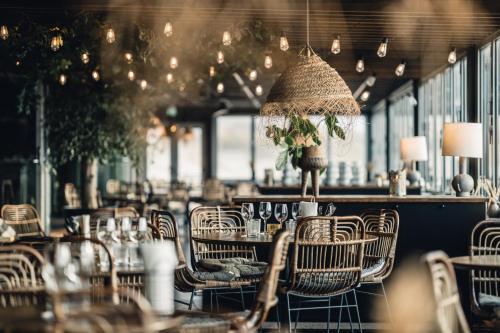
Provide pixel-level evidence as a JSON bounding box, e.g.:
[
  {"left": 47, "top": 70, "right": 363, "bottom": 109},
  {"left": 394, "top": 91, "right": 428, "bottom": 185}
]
[
  {"left": 470, "top": 219, "right": 500, "bottom": 318},
  {"left": 288, "top": 215, "right": 365, "bottom": 296},
  {"left": 115, "top": 206, "right": 140, "bottom": 219},
  {"left": 151, "top": 210, "right": 186, "bottom": 264},
  {"left": 190, "top": 206, "right": 256, "bottom": 266},
  {"left": 88, "top": 208, "right": 115, "bottom": 237},
  {"left": 360, "top": 209, "right": 399, "bottom": 282},
  {"left": 0, "top": 244, "right": 45, "bottom": 307},
  {"left": 1, "top": 204, "right": 45, "bottom": 237},
  {"left": 424, "top": 251, "right": 470, "bottom": 333}
]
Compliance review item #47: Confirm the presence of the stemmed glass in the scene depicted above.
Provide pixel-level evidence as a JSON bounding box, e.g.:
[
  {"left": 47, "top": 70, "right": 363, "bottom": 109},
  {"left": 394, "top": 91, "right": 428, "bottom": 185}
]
[
  {"left": 259, "top": 202, "right": 272, "bottom": 234},
  {"left": 291, "top": 203, "right": 300, "bottom": 220},
  {"left": 241, "top": 203, "right": 254, "bottom": 222},
  {"left": 319, "top": 203, "right": 336, "bottom": 216},
  {"left": 274, "top": 203, "right": 288, "bottom": 227}
]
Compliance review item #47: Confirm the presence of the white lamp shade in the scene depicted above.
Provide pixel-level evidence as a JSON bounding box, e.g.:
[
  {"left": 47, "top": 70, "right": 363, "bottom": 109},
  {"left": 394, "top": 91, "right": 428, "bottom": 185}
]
[
  {"left": 442, "top": 122, "right": 483, "bottom": 158},
  {"left": 400, "top": 136, "right": 428, "bottom": 162}
]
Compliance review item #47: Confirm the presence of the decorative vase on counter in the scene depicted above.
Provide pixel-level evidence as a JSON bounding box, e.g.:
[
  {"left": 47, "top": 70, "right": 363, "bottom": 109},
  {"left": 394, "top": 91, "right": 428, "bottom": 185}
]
[
  {"left": 389, "top": 169, "right": 407, "bottom": 196},
  {"left": 298, "top": 146, "right": 328, "bottom": 197},
  {"left": 487, "top": 200, "right": 500, "bottom": 218}
]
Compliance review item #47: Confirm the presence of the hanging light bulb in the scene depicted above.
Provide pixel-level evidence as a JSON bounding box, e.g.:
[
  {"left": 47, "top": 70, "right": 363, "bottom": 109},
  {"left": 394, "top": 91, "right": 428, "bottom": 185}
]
[
  {"left": 127, "top": 70, "right": 135, "bottom": 81},
  {"left": 124, "top": 52, "right": 133, "bottom": 64},
  {"left": 50, "top": 35, "right": 63, "bottom": 51},
  {"left": 170, "top": 124, "right": 177, "bottom": 134},
  {"left": 166, "top": 72, "right": 174, "bottom": 84},
  {"left": 216, "top": 82, "right": 224, "bottom": 94},
  {"left": 217, "top": 51, "right": 224, "bottom": 64},
  {"left": 255, "top": 85, "right": 263, "bottom": 96},
  {"left": 15, "top": 59, "right": 21, "bottom": 66},
  {"left": 59, "top": 74, "right": 67, "bottom": 86},
  {"left": 360, "top": 90, "right": 370, "bottom": 102},
  {"left": 179, "top": 83, "right": 186, "bottom": 92},
  {"left": 222, "top": 31, "right": 231, "bottom": 46},
  {"left": 248, "top": 69, "right": 257, "bottom": 81},
  {"left": 81, "top": 52, "right": 90, "bottom": 64},
  {"left": 91, "top": 70, "right": 100, "bottom": 81},
  {"left": 331, "top": 35, "right": 340, "bottom": 54},
  {"left": 355, "top": 58, "right": 365, "bottom": 73},
  {"left": 106, "top": 28, "right": 115, "bottom": 43},
  {"left": 377, "top": 38, "right": 389, "bottom": 58},
  {"left": 448, "top": 48, "right": 457, "bottom": 64},
  {"left": 264, "top": 55, "right": 273, "bottom": 69},
  {"left": 395, "top": 60, "right": 406, "bottom": 77},
  {"left": 280, "top": 33, "right": 289, "bottom": 51},
  {"left": 209, "top": 66, "right": 216, "bottom": 78},
  {"left": 164, "top": 22, "right": 173, "bottom": 37},
  {"left": 0, "top": 25, "right": 9, "bottom": 40},
  {"left": 170, "top": 56, "right": 178, "bottom": 69},
  {"left": 140, "top": 80, "right": 147, "bottom": 90}
]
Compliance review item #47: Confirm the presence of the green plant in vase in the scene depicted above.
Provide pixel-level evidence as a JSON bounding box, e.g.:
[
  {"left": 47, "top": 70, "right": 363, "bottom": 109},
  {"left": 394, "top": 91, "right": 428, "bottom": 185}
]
[{"left": 265, "top": 113, "right": 346, "bottom": 196}]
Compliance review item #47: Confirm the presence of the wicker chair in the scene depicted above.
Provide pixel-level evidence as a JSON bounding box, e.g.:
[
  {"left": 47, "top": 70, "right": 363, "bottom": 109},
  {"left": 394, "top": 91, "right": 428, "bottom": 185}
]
[
  {"left": 115, "top": 206, "right": 140, "bottom": 219},
  {"left": 1, "top": 204, "right": 45, "bottom": 237},
  {"left": 151, "top": 209, "right": 257, "bottom": 311},
  {"left": 178, "top": 230, "right": 290, "bottom": 333},
  {"left": 0, "top": 244, "right": 45, "bottom": 308},
  {"left": 424, "top": 251, "right": 470, "bottom": 333},
  {"left": 283, "top": 215, "right": 366, "bottom": 332},
  {"left": 470, "top": 219, "right": 500, "bottom": 319},
  {"left": 357, "top": 209, "right": 399, "bottom": 320}
]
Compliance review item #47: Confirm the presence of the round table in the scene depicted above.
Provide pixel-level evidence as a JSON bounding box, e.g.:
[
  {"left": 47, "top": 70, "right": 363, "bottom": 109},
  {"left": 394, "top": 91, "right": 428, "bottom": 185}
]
[{"left": 450, "top": 255, "right": 500, "bottom": 270}]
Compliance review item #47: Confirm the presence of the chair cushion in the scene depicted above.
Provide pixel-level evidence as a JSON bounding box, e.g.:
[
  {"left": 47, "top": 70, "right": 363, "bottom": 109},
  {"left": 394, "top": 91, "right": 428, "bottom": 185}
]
[
  {"left": 361, "top": 258, "right": 386, "bottom": 279},
  {"left": 199, "top": 257, "right": 268, "bottom": 278},
  {"left": 191, "top": 269, "right": 238, "bottom": 282},
  {"left": 479, "top": 293, "right": 500, "bottom": 309},
  {"left": 181, "top": 312, "right": 231, "bottom": 331}
]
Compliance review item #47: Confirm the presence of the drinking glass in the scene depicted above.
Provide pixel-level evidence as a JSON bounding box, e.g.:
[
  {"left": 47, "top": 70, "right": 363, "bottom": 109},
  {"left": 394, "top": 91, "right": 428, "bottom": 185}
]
[
  {"left": 285, "top": 219, "right": 297, "bottom": 235},
  {"left": 259, "top": 202, "right": 272, "bottom": 234},
  {"left": 319, "top": 203, "right": 336, "bottom": 216},
  {"left": 241, "top": 203, "right": 254, "bottom": 222},
  {"left": 291, "top": 203, "right": 300, "bottom": 220},
  {"left": 274, "top": 203, "right": 288, "bottom": 226},
  {"left": 246, "top": 219, "right": 261, "bottom": 238}
]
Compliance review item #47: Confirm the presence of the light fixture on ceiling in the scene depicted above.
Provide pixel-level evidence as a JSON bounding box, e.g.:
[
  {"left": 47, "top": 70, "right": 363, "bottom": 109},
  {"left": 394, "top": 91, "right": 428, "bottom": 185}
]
[
  {"left": 222, "top": 31, "right": 232, "bottom": 46},
  {"left": 216, "top": 82, "right": 224, "bottom": 94},
  {"left": 395, "top": 60, "right": 406, "bottom": 77},
  {"left": 124, "top": 52, "right": 133, "bottom": 64},
  {"left": 127, "top": 70, "right": 135, "bottom": 81},
  {"left": 50, "top": 34, "right": 63, "bottom": 51},
  {"left": 264, "top": 55, "right": 273, "bottom": 69},
  {"left": 105, "top": 28, "right": 115, "bottom": 44},
  {"left": 448, "top": 48, "right": 457, "bottom": 64},
  {"left": 140, "top": 80, "right": 147, "bottom": 90},
  {"left": 0, "top": 25, "right": 8, "bottom": 40},
  {"left": 217, "top": 51, "right": 224, "bottom": 64},
  {"left": 360, "top": 90, "right": 370, "bottom": 102},
  {"left": 166, "top": 72, "right": 174, "bottom": 84},
  {"left": 249, "top": 69, "right": 258, "bottom": 81},
  {"left": 81, "top": 52, "right": 90, "bottom": 64},
  {"left": 170, "top": 56, "right": 178, "bottom": 69},
  {"left": 355, "top": 57, "right": 365, "bottom": 73},
  {"left": 377, "top": 37, "right": 389, "bottom": 58},
  {"left": 209, "top": 66, "right": 216, "bottom": 77},
  {"left": 91, "top": 70, "right": 100, "bottom": 81},
  {"left": 331, "top": 35, "right": 340, "bottom": 54},
  {"left": 280, "top": 31, "right": 289, "bottom": 51},
  {"left": 164, "top": 22, "right": 173, "bottom": 37},
  {"left": 59, "top": 74, "right": 67, "bottom": 86},
  {"left": 255, "top": 85, "right": 263, "bottom": 96}
]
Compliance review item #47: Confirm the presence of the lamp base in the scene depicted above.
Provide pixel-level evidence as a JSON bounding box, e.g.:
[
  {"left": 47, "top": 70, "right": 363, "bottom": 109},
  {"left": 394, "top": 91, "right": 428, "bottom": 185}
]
[
  {"left": 451, "top": 173, "right": 474, "bottom": 197},
  {"left": 406, "top": 169, "right": 421, "bottom": 186}
]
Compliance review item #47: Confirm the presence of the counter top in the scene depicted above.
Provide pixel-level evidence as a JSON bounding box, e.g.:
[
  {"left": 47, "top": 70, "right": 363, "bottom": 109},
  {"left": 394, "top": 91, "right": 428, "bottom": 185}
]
[{"left": 233, "top": 195, "right": 488, "bottom": 204}]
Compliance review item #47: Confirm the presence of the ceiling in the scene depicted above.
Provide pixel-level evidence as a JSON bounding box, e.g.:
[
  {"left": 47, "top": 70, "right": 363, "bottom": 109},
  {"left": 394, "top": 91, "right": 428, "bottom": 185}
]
[{"left": 1, "top": 0, "right": 500, "bottom": 111}]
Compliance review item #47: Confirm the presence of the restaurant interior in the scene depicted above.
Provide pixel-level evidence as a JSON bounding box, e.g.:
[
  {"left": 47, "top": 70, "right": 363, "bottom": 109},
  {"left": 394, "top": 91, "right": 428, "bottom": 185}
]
[{"left": 1, "top": 0, "right": 500, "bottom": 332}]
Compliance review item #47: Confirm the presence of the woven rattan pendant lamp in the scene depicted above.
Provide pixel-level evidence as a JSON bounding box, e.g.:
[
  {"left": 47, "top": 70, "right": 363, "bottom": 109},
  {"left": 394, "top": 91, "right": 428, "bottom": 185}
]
[{"left": 261, "top": 0, "right": 360, "bottom": 117}]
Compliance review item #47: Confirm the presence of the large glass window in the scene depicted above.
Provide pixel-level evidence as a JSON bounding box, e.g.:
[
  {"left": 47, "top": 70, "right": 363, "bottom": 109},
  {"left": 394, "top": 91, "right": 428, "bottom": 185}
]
[
  {"left": 146, "top": 136, "right": 171, "bottom": 189},
  {"left": 178, "top": 127, "right": 203, "bottom": 188},
  {"left": 254, "top": 117, "right": 284, "bottom": 182},
  {"left": 388, "top": 91, "right": 415, "bottom": 171},
  {"left": 370, "top": 101, "right": 387, "bottom": 177}
]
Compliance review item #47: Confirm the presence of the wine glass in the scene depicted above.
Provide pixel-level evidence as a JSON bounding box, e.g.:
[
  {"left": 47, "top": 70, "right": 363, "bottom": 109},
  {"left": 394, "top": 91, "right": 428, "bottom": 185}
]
[
  {"left": 274, "top": 203, "right": 288, "bottom": 226},
  {"left": 241, "top": 203, "right": 254, "bottom": 222},
  {"left": 259, "top": 202, "right": 272, "bottom": 234},
  {"left": 319, "top": 203, "right": 336, "bottom": 216},
  {"left": 291, "top": 203, "right": 300, "bottom": 220}
]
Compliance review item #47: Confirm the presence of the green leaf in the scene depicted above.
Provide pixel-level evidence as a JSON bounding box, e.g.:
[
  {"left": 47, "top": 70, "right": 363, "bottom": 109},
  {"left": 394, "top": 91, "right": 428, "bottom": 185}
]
[
  {"left": 275, "top": 149, "right": 288, "bottom": 171},
  {"left": 334, "top": 125, "right": 346, "bottom": 140}
]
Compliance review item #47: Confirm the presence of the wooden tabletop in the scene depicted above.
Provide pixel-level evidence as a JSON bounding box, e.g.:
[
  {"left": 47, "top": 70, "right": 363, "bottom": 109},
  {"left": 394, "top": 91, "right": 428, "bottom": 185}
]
[
  {"left": 233, "top": 195, "right": 488, "bottom": 204},
  {"left": 450, "top": 255, "right": 500, "bottom": 270},
  {"left": 192, "top": 233, "right": 378, "bottom": 246}
]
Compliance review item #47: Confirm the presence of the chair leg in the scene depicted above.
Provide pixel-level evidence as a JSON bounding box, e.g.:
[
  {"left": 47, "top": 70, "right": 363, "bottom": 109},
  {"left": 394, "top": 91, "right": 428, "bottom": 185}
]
[
  {"left": 352, "top": 290, "right": 363, "bottom": 333},
  {"left": 380, "top": 282, "right": 393, "bottom": 324},
  {"left": 344, "top": 293, "right": 354, "bottom": 333},
  {"left": 294, "top": 300, "right": 302, "bottom": 331},
  {"left": 275, "top": 303, "right": 281, "bottom": 330},
  {"left": 336, "top": 294, "right": 344, "bottom": 333},
  {"left": 286, "top": 293, "right": 293, "bottom": 333},
  {"left": 240, "top": 287, "right": 246, "bottom": 310},
  {"left": 327, "top": 296, "right": 331, "bottom": 333},
  {"left": 188, "top": 290, "right": 195, "bottom": 310}
]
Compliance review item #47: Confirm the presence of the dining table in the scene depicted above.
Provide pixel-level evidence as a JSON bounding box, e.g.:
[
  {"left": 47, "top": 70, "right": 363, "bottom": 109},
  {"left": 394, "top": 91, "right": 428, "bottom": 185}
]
[{"left": 450, "top": 255, "right": 500, "bottom": 271}]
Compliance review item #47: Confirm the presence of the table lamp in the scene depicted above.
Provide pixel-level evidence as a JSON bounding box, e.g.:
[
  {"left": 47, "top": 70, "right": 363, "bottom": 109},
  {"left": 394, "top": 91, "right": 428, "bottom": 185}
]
[
  {"left": 442, "top": 122, "right": 483, "bottom": 197},
  {"left": 400, "top": 136, "right": 428, "bottom": 185}
]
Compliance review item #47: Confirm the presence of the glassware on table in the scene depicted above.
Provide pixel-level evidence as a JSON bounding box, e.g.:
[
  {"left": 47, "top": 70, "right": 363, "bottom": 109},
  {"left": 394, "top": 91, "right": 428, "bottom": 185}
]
[
  {"left": 259, "top": 202, "right": 272, "bottom": 234},
  {"left": 241, "top": 203, "right": 254, "bottom": 221},
  {"left": 319, "top": 203, "right": 336, "bottom": 216},
  {"left": 285, "top": 219, "right": 297, "bottom": 235},
  {"left": 291, "top": 203, "right": 300, "bottom": 220},
  {"left": 274, "top": 203, "right": 288, "bottom": 227},
  {"left": 246, "top": 219, "right": 261, "bottom": 238}
]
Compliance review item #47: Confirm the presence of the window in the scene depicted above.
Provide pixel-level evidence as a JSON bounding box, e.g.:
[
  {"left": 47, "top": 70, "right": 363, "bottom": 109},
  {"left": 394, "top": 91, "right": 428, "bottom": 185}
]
[
  {"left": 388, "top": 89, "right": 415, "bottom": 171},
  {"left": 146, "top": 136, "right": 171, "bottom": 187},
  {"left": 178, "top": 127, "right": 203, "bottom": 188},
  {"left": 254, "top": 116, "right": 284, "bottom": 182},
  {"left": 370, "top": 101, "right": 387, "bottom": 177},
  {"left": 216, "top": 115, "right": 252, "bottom": 180}
]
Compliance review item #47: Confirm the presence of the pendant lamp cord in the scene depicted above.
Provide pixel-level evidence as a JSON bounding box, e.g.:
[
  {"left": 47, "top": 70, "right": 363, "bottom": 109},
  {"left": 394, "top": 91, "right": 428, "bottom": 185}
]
[{"left": 306, "top": 0, "right": 310, "bottom": 47}]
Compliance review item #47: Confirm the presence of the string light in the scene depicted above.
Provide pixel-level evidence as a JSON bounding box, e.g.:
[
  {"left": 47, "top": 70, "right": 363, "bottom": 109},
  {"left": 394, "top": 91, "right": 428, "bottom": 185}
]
[
  {"left": 179, "top": 83, "right": 186, "bottom": 92},
  {"left": 264, "top": 55, "right": 273, "bottom": 69},
  {"left": 255, "top": 85, "right": 263, "bottom": 96},
  {"left": 395, "top": 60, "right": 406, "bottom": 77},
  {"left": 217, "top": 51, "right": 224, "bottom": 64},
  {"left": 355, "top": 58, "right": 365, "bottom": 73},
  {"left": 170, "top": 56, "right": 178, "bottom": 69},
  {"left": 106, "top": 28, "right": 115, "bottom": 43},
  {"left": 50, "top": 35, "right": 63, "bottom": 51},
  {"left": 0, "top": 25, "right": 8, "bottom": 40},
  {"left": 166, "top": 72, "right": 174, "bottom": 84},
  {"left": 249, "top": 69, "right": 257, "bottom": 81},
  {"left": 448, "top": 48, "right": 457, "bottom": 64},
  {"left": 377, "top": 38, "right": 389, "bottom": 58},
  {"left": 170, "top": 124, "right": 177, "bottom": 134},
  {"left": 209, "top": 66, "right": 216, "bottom": 78},
  {"left": 81, "top": 52, "right": 90, "bottom": 64},
  {"left": 91, "top": 70, "right": 100, "bottom": 81},
  {"left": 59, "top": 74, "right": 67, "bottom": 86},
  {"left": 140, "top": 80, "right": 147, "bottom": 90},
  {"left": 164, "top": 22, "right": 173, "bottom": 37},
  {"left": 360, "top": 90, "right": 370, "bottom": 102},
  {"left": 216, "top": 82, "right": 224, "bottom": 94},
  {"left": 280, "top": 32, "right": 289, "bottom": 51},
  {"left": 222, "top": 31, "right": 232, "bottom": 46},
  {"left": 331, "top": 35, "right": 340, "bottom": 54},
  {"left": 127, "top": 70, "right": 135, "bottom": 81},
  {"left": 15, "top": 60, "right": 21, "bottom": 66},
  {"left": 124, "top": 52, "right": 133, "bottom": 64}
]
